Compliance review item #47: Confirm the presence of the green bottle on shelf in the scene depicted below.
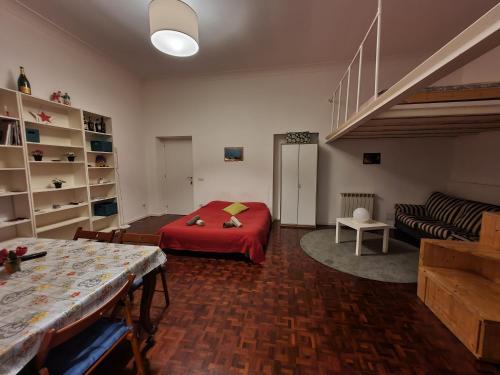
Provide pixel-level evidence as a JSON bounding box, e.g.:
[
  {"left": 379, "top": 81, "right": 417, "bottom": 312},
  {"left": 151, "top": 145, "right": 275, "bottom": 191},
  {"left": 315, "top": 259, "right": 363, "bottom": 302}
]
[{"left": 17, "top": 66, "right": 31, "bottom": 95}]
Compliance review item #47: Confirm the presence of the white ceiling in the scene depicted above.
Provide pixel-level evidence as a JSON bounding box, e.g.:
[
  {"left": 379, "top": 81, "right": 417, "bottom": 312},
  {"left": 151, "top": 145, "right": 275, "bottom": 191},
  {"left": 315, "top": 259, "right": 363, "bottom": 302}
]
[{"left": 16, "top": 0, "right": 498, "bottom": 79}]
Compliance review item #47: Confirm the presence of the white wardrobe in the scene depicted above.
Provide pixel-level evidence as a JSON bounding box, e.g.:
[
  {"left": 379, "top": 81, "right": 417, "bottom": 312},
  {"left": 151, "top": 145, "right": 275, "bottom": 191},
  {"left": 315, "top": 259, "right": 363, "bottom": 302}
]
[{"left": 280, "top": 143, "right": 318, "bottom": 227}]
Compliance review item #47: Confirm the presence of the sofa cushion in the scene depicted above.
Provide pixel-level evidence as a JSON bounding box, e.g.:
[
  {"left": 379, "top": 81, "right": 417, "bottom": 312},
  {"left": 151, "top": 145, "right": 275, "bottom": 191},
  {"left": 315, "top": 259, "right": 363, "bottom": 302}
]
[
  {"left": 395, "top": 212, "right": 437, "bottom": 229},
  {"left": 416, "top": 221, "right": 459, "bottom": 240},
  {"left": 425, "top": 192, "right": 465, "bottom": 224},
  {"left": 453, "top": 201, "right": 500, "bottom": 237}
]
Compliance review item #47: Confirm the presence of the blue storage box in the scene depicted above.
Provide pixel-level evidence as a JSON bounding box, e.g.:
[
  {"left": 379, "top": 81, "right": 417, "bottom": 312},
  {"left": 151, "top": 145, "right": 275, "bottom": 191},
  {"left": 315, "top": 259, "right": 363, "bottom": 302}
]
[
  {"left": 94, "top": 201, "right": 118, "bottom": 216},
  {"left": 102, "top": 141, "right": 113, "bottom": 152},
  {"left": 90, "top": 140, "right": 103, "bottom": 151},
  {"left": 26, "top": 128, "right": 40, "bottom": 143},
  {"left": 91, "top": 140, "right": 113, "bottom": 152}
]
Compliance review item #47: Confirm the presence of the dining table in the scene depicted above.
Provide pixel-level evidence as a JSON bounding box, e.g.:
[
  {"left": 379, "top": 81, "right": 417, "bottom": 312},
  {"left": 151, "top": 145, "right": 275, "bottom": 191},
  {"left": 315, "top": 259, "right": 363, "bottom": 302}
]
[{"left": 0, "top": 237, "right": 167, "bottom": 375}]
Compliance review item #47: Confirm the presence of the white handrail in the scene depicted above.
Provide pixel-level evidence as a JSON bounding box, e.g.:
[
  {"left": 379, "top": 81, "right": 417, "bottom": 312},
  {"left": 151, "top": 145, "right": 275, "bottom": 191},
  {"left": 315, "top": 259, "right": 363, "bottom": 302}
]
[{"left": 330, "top": 0, "right": 382, "bottom": 131}]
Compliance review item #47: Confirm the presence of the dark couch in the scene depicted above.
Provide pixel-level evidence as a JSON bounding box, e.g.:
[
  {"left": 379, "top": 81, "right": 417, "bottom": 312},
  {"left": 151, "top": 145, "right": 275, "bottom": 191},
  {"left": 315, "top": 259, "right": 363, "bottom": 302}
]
[{"left": 395, "top": 192, "right": 500, "bottom": 242}]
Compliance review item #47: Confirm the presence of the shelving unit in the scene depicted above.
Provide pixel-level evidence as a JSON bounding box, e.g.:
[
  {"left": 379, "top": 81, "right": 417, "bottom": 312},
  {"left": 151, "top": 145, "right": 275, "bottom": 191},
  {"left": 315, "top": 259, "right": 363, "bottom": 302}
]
[
  {"left": 20, "top": 93, "right": 92, "bottom": 239},
  {"left": 0, "top": 89, "right": 123, "bottom": 240},
  {"left": 0, "top": 88, "right": 34, "bottom": 242},
  {"left": 83, "top": 110, "right": 120, "bottom": 233}
]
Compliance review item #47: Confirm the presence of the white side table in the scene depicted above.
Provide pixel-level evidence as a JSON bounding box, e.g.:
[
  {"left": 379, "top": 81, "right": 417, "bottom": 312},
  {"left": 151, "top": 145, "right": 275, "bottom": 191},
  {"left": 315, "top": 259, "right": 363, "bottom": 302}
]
[{"left": 335, "top": 217, "right": 391, "bottom": 256}]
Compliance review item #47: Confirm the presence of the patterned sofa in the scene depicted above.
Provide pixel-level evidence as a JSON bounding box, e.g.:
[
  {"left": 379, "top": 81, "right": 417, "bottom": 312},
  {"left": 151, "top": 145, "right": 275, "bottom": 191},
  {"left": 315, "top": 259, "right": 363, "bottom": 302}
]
[{"left": 395, "top": 192, "right": 500, "bottom": 242}]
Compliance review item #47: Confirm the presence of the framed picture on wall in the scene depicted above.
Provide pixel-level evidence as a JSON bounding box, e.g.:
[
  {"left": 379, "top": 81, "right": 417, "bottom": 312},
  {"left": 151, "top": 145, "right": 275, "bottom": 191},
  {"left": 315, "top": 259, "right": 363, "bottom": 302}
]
[
  {"left": 224, "top": 147, "right": 244, "bottom": 162},
  {"left": 363, "top": 153, "right": 381, "bottom": 164}
]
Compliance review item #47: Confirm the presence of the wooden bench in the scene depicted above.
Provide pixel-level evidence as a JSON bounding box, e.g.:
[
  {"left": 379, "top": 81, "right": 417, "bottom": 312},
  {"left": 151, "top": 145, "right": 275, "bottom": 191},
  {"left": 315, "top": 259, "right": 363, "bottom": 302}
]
[{"left": 417, "top": 211, "right": 500, "bottom": 362}]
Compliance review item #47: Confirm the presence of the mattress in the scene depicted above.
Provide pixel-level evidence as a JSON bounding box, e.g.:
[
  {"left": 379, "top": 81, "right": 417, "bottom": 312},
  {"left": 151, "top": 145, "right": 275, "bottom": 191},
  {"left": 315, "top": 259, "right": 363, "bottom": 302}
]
[{"left": 158, "top": 201, "right": 272, "bottom": 264}]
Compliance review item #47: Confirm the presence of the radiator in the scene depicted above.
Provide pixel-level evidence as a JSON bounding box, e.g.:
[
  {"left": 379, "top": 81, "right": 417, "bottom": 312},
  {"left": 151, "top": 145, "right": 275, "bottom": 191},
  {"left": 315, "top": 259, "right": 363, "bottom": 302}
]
[{"left": 340, "top": 193, "right": 375, "bottom": 218}]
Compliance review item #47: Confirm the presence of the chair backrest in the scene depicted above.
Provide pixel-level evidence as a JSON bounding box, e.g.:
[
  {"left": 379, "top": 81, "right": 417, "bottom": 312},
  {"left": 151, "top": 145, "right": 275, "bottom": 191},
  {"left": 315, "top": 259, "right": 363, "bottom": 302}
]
[
  {"left": 118, "top": 231, "right": 161, "bottom": 247},
  {"left": 73, "top": 227, "right": 115, "bottom": 242},
  {"left": 480, "top": 212, "right": 500, "bottom": 250},
  {"left": 35, "top": 274, "right": 135, "bottom": 370}
]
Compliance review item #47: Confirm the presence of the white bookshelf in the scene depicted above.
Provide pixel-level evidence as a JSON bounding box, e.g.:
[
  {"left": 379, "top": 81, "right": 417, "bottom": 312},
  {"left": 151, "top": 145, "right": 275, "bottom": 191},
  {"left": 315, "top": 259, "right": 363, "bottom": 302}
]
[
  {"left": 20, "top": 93, "right": 92, "bottom": 239},
  {"left": 0, "top": 88, "right": 34, "bottom": 241},
  {"left": 84, "top": 110, "right": 120, "bottom": 233},
  {"left": 0, "top": 89, "right": 123, "bottom": 240}
]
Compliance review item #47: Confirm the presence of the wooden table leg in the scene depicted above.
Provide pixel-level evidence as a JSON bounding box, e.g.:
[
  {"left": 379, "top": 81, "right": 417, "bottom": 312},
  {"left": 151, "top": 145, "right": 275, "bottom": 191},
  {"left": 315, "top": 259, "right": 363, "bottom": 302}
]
[{"left": 140, "top": 270, "right": 157, "bottom": 335}]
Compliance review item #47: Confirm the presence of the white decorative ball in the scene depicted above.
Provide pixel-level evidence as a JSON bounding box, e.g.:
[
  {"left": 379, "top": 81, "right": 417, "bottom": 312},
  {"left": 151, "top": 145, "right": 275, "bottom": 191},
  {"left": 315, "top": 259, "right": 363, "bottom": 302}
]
[{"left": 353, "top": 207, "right": 371, "bottom": 223}]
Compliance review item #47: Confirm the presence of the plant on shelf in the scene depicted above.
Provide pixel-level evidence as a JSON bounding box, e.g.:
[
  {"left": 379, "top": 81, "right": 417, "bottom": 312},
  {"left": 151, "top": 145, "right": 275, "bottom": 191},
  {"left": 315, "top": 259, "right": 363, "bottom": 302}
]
[
  {"left": 32, "top": 149, "right": 44, "bottom": 161},
  {"left": 52, "top": 178, "right": 66, "bottom": 189},
  {"left": 65, "top": 152, "right": 76, "bottom": 162}
]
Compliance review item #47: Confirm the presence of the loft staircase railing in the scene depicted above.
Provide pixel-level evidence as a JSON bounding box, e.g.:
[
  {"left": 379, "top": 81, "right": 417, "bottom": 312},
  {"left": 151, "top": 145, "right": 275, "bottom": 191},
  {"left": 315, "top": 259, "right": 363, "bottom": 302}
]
[{"left": 330, "top": 0, "right": 382, "bottom": 132}]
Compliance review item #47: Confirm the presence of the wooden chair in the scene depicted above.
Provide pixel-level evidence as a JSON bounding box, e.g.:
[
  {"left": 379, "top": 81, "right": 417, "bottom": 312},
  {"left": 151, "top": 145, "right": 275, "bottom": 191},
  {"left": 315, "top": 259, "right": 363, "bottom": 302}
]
[
  {"left": 118, "top": 232, "right": 170, "bottom": 307},
  {"left": 73, "top": 227, "right": 115, "bottom": 243},
  {"left": 35, "top": 274, "right": 146, "bottom": 375}
]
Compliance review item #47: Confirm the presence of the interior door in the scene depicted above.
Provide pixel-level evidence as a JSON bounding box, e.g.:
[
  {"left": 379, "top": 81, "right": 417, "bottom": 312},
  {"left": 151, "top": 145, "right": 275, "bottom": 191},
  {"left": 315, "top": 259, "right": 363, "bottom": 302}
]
[
  {"left": 297, "top": 144, "right": 318, "bottom": 226},
  {"left": 162, "top": 137, "right": 194, "bottom": 215},
  {"left": 280, "top": 144, "right": 299, "bottom": 225}
]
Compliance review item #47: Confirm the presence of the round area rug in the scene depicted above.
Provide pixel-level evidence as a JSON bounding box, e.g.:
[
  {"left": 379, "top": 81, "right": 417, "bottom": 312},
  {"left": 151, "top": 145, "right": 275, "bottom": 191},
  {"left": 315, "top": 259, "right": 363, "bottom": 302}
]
[{"left": 300, "top": 229, "right": 419, "bottom": 283}]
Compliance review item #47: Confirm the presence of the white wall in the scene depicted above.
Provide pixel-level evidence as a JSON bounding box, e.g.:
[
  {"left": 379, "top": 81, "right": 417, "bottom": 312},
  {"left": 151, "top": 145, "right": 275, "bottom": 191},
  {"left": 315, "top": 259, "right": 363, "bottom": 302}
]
[
  {"left": 144, "top": 63, "right": 454, "bottom": 224},
  {"left": 0, "top": 0, "right": 148, "bottom": 222},
  {"left": 446, "top": 131, "right": 500, "bottom": 205},
  {"left": 435, "top": 46, "right": 500, "bottom": 205}
]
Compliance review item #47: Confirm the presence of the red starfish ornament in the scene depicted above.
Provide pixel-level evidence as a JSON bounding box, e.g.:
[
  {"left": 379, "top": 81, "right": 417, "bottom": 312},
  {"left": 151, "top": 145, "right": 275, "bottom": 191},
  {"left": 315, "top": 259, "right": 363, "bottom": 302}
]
[{"left": 38, "top": 111, "right": 52, "bottom": 123}]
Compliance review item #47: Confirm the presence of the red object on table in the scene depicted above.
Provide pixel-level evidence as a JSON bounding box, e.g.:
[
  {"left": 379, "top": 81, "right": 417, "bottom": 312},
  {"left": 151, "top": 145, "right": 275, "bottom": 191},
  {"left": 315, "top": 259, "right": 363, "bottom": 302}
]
[{"left": 159, "top": 201, "right": 271, "bottom": 264}]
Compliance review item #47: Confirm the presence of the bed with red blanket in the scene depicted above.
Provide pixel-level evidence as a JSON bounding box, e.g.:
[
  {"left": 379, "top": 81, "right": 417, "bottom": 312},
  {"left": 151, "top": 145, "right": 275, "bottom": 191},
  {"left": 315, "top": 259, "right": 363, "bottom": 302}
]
[{"left": 158, "top": 201, "right": 272, "bottom": 264}]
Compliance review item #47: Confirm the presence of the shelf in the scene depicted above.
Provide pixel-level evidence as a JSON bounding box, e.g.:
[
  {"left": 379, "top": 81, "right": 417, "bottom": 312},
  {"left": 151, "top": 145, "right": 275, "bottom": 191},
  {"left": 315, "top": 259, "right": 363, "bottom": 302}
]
[
  {"left": 91, "top": 196, "right": 117, "bottom": 203},
  {"left": 0, "top": 219, "right": 31, "bottom": 229},
  {"left": 85, "top": 130, "right": 112, "bottom": 136},
  {"left": 25, "top": 121, "right": 82, "bottom": 133},
  {"left": 0, "top": 167, "right": 25, "bottom": 171},
  {"left": 89, "top": 182, "right": 115, "bottom": 187},
  {"left": 0, "top": 114, "right": 19, "bottom": 121},
  {"left": 0, "top": 145, "right": 23, "bottom": 149},
  {"left": 35, "top": 202, "right": 88, "bottom": 216},
  {"left": 21, "top": 92, "right": 81, "bottom": 111},
  {"left": 0, "top": 191, "right": 28, "bottom": 198},
  {"left": 36, "top": 216, "right": 89, "bottom": 234},
  {"left": 32, "top": 185, "right": 87, "bottom": 194},
  {"left": 86, "top": 150, "right": 113, "bottom": 154},
  {"left": 92, "top": 214, "right": 117, "bottom": 222},
  {"left": 30, "top": 161, "right": 85, "bottom": 165},
  {"left": 27, "top": 142, "right": 83, "bottom": 149},
  {"left": 88, "top": 166, "right": 115, "bottom": 169}
]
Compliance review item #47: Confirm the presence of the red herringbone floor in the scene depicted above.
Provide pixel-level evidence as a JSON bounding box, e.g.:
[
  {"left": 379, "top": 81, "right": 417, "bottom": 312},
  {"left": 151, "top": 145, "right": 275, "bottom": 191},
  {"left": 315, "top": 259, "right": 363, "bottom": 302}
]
[{"left": 96, "top": 216, "right": 500, "bottom": 375}]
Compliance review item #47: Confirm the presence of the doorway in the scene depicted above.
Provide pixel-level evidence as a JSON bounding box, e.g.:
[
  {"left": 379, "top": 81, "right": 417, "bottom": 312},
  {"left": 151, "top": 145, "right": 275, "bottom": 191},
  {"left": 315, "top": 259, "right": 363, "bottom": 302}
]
[{"left": 159, "top": 136, "right": 194, "bottom": 215}]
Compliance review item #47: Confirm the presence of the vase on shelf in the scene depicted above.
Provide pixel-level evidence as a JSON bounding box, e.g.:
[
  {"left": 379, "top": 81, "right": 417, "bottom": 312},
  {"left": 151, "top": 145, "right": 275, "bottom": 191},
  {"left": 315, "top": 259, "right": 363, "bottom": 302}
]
[
  {"left": 67, "top": 156, "right": 75, "bottom": 162},
  {"left": 34, "top": 155, "right": 43, "bottom": 161},
  {"left": 53, "top": 182, "right": 63, "bottom": 189}
]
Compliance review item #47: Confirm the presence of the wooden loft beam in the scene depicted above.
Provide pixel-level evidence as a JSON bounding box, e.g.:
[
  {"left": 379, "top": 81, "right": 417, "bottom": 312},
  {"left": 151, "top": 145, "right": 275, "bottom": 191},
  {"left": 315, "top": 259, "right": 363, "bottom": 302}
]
[{"left": 326, "top": 3, "right": 500, "bottom": 143}]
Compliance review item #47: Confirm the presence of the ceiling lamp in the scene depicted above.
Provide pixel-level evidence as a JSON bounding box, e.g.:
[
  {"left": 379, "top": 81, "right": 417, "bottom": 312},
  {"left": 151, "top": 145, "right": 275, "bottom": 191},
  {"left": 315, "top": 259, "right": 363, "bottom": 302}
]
[{"left": 149, "top": 0, "right": 199, "bottom": 57}]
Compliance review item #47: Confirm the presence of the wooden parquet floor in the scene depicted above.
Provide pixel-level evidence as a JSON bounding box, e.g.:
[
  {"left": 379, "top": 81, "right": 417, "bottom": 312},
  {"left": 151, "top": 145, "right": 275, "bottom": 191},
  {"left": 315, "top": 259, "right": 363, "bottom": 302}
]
[{"left": 95, "top": 216, "right": 500, "bottom": 375}]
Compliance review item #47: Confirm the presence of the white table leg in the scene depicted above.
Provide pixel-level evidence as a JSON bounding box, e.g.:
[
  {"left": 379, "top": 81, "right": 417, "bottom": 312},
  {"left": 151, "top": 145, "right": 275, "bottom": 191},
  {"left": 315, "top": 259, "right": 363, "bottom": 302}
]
[
  {"left": 355, "top": 229, "right": 363, "bottom": 256},
  {"left": 335, "top": 220, "right": 340, "bottom": 244},
  {"left": 383, "top": 228, "right": 389, "bottom": 254}
]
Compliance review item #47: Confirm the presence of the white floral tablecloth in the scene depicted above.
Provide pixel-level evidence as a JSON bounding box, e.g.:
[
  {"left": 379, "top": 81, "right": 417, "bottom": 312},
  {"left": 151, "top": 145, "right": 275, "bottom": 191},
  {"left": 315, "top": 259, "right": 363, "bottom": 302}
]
[{"left": 0, "top": 237, "right": 167, "bottom": 375}]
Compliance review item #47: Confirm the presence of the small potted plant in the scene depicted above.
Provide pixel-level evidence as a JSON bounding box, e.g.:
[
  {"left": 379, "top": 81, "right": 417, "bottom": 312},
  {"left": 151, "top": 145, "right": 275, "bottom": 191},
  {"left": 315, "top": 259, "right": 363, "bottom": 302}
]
[
  {"left": 52, "top": 178, "right": 66, "bottom": 189},
  {"left": 32, "top": 149, "right": 44, "bottom": 161},
  {"left": 65, "top": 152, "right": 76, "bottom": 162}
]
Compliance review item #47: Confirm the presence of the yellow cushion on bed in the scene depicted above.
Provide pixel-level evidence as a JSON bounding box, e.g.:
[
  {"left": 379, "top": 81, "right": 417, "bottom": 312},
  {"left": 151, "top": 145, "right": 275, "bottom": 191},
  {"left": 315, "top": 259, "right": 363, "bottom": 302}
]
[{"left": 223, "top": 202, "right": 249, "bottom": 216}]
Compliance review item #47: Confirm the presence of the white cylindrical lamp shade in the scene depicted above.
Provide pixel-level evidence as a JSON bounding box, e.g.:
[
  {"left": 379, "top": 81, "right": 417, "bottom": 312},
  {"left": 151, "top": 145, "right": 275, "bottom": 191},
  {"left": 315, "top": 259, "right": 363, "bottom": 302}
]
[{"left": 149, "top": 0, "right": 199, "bottom": 57}]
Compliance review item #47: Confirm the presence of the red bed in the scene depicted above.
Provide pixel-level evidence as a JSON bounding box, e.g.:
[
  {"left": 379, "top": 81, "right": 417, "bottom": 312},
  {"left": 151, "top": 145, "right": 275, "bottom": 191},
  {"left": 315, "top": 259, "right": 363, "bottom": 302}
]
[{"left": 158, "top": 201, "right": 272, "bottom": 264}]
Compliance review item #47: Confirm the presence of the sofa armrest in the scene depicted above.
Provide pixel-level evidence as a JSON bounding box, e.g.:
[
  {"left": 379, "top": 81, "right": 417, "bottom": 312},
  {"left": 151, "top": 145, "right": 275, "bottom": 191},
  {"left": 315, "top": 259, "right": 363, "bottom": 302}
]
[{"left": 395, "top": 203, "right": 426, "bottom": 217}]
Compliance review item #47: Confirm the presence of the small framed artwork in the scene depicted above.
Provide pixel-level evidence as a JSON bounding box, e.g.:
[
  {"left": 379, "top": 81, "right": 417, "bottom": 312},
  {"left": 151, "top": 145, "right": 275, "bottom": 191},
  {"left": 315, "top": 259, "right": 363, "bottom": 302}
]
[
  {"left": 363, "top": 153, "right": 381, "bottom": 164},
  {"left": 224, "top": 147, "right": 244, "bottom": 162}
]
